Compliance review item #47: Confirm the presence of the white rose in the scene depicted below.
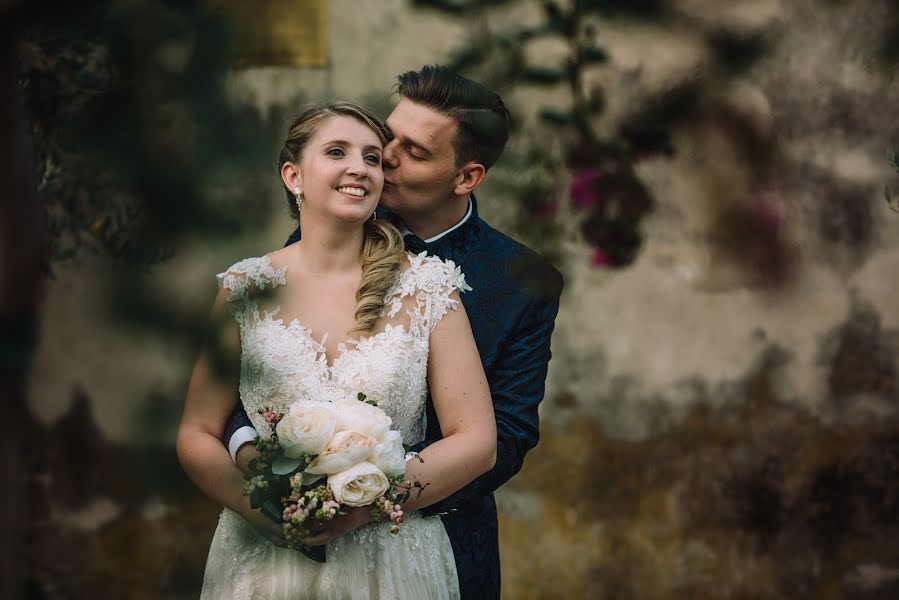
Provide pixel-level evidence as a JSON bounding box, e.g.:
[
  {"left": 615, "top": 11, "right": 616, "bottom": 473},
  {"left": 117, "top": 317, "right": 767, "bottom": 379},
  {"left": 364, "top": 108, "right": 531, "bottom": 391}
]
[
  {"left": 270, "top": 403, "right": 339, "bottom": 475},
  {"left": 328, "top": 461, "right": 390, "bottom": 507},
  {"left": 305, "top": 430, "right": 376, "bottom": 475},
  {"left": 276, "top": 403, "right": 338, "bottom": 458},
  {"left": 368, "top": 430, "right": 406, "bottom": 477},
  {"left": 333, "top": 399, "right": 392, "bottom": 441}
]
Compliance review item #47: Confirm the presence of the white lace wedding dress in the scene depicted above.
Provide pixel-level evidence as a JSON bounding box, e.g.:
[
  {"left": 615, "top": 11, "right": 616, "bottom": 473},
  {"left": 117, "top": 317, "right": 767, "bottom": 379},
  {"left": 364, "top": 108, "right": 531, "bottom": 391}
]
[{"left": 199, "top": 252, "right": 469, "bottom": 600}]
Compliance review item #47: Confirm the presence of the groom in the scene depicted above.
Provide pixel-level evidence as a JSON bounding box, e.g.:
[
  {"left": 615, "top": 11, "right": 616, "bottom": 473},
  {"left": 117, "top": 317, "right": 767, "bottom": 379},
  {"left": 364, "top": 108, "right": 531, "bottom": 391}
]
[{"left": 225, "top": 65, "right": 563, "bottom": 599}]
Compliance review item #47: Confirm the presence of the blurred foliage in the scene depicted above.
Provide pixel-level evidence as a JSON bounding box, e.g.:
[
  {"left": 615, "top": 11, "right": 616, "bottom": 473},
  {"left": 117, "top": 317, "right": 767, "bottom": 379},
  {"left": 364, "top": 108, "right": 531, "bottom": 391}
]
[
  {"left": 413, "top": 0, "right": 772, "bottom": 269},
  {"left": 886, "top": 148, "right": 899, "bottom": 213},
  {"left": 879, "top": 0, "right": 899, "bottom": 66},
  {"left": 15, "top": 4, "right": 279, "bottom": 595},
  {"left": 19, "top": 0, "right": 270, "bottom": 273}
]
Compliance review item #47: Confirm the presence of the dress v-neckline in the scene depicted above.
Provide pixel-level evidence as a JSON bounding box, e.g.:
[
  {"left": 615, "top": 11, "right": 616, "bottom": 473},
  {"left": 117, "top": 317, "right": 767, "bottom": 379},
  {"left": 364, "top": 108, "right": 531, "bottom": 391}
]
[
  {"left": 251, "top": 254, "right": 420, "bottom": 370},
  {"left": 260, "top": 309, "right": 410, "bottom": 371}
]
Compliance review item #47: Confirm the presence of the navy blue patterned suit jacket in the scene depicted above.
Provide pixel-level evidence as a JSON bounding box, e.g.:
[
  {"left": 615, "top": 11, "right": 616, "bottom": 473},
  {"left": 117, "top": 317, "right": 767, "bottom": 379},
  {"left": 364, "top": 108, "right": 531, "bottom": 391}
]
[{"left": 224, "top": 197, "right": 563, "bottom": 599}]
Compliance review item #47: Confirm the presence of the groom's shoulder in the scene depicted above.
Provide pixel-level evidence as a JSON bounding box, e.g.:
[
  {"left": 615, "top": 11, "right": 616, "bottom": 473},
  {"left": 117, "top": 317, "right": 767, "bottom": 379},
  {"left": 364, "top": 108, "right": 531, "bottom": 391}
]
[{"left": 474, "top": 218, "right": 564, "bottom": 303}]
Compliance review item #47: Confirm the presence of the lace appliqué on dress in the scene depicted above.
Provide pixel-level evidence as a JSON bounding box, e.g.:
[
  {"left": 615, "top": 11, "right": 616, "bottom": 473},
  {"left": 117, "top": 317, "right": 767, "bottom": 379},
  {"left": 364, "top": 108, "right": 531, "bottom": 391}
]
[{"left": 384, "top": 251, "right": 472, "bottom": 338}]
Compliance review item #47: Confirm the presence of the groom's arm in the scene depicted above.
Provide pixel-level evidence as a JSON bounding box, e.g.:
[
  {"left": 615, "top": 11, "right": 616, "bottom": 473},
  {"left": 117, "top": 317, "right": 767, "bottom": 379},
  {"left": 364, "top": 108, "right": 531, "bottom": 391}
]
[
  {"left": 420, "top": 287, "right": 562, "bottom": 515},
  {"left": 224, "top": 406, "right": 257, "bottom": 464}
]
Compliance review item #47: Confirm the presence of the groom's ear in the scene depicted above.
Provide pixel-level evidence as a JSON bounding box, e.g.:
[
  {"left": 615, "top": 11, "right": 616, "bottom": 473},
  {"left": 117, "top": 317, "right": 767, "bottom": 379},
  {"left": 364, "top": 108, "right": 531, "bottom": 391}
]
[{"left": 453, "top": 162, "right": 486, "bottom": 197}]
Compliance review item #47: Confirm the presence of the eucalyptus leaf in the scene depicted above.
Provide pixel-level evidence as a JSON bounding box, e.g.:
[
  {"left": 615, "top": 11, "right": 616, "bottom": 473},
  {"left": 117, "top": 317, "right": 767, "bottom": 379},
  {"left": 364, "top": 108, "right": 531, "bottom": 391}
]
[
  {"left": 271, "top": 456, "right": 304, "bottom": 475},
  {"left": 302, "top": 472, "right": 324, "bottom": 486}
]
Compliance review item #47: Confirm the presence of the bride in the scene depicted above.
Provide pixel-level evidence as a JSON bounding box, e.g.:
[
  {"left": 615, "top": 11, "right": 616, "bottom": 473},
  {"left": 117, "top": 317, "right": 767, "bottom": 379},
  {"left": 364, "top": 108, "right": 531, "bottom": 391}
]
[{"left": 176, "top": 101, "right": 496, "bottom": 599}]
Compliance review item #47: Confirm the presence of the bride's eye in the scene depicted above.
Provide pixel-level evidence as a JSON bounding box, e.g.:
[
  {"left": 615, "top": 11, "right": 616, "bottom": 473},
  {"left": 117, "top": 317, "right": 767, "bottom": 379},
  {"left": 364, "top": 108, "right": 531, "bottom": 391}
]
[
  {"left": 327, "top": 147, "right": 345, "bottom": 158},
  {"left": 364, "top": 153, "right": 381, "bottom": 166}
]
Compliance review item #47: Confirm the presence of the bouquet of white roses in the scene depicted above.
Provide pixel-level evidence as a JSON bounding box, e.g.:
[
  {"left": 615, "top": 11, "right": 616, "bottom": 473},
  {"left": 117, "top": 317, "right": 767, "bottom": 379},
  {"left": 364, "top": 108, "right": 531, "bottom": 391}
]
[{"left": 243, "top": 393, "right": 423, "bottom": 562}]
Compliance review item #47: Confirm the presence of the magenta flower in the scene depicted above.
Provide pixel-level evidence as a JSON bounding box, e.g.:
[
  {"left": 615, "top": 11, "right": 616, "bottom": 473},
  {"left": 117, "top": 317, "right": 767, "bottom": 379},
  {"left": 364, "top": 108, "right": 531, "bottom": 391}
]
[
  {"left": 569, "top": 168, "right": 605, "bottom": 210},
  {"left": 750, "top": 188, "right": 789, "bottom": 234},
  {"left": 590, "top": 245, "right": 611, "bottom": 267}
]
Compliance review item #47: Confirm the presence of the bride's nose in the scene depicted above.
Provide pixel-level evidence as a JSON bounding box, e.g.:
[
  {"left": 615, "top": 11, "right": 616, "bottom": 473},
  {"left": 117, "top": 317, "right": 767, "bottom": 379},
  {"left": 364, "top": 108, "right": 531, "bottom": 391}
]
[{"left": 345, "top": 156, "right": 367, "bottom": 177}]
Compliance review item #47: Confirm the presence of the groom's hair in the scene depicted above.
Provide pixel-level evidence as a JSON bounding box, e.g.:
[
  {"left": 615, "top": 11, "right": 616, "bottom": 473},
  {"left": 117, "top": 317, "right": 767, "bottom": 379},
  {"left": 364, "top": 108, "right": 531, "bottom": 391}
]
[{"left": 395, "top": 65, "right": 510, "bottom": 171}]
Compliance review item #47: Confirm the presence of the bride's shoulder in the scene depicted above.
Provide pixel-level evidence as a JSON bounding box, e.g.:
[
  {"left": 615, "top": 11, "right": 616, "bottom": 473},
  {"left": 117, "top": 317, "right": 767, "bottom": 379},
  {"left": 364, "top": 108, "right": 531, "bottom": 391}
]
[
  {"left": 398, "top": 251, "right": 472, "bottom": 296},
  {"left": 216, "top": 252, "right": 287, "bottom": 300}
]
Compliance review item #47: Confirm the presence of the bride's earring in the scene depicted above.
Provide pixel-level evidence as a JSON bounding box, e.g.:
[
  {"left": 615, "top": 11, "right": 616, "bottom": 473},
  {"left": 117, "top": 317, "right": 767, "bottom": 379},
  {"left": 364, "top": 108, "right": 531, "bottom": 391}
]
[
  {"left": 294, "top": 187, "right": 303, "bottom": 212},
  {"left": 371, "top": 209, "right": 378, "bottom": 221}
]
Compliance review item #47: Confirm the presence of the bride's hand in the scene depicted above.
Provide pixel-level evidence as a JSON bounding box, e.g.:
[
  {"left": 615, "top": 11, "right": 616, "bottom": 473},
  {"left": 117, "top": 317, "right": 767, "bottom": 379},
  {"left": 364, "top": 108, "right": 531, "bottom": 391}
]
[
  {"left": 238, "top": 505, "right": 288, "bottom": 548},
  {"left": 299, "top": 506, "right": 371, "bottom": 546}
]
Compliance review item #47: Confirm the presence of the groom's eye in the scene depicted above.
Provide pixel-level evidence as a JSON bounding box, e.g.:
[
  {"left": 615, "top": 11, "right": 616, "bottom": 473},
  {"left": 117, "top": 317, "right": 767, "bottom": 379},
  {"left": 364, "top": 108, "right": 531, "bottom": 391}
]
[{"left": 399, "top": 142, "right": 426, "bottom": 161}]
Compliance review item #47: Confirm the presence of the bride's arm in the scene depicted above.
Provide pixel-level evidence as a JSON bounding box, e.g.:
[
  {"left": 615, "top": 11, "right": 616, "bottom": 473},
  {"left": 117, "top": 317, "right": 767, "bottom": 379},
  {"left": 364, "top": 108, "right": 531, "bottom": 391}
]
[
  {"left": 399, "top": 292, "right": 496, "bottom": 510},
  {"left": 175, "top": 287, "right": 285, "bottom": 545}
]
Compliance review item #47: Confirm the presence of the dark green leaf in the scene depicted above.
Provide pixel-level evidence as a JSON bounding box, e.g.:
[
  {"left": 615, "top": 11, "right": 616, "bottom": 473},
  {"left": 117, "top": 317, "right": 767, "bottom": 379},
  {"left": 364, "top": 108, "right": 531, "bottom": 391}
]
[
  {"left": 542, "top": 0, "right": 573, "bottom": 34},
  {"left": 582, "top": 45, "right": 609, "bottom": 63},
  {"left": 248, "top": 487, "right": 267, "bottom": 510},
  {"left": 446, "top": 44, "right": 487, "bottom": 72},
  {"left": 539, "top": 107, "right": 574, "bottom": 125},
  {"left": 523, "top": 65, "right": 568, "bottom": 84},
  {"left": 587, "top": 93, "right": 606, "bottom": 114}
]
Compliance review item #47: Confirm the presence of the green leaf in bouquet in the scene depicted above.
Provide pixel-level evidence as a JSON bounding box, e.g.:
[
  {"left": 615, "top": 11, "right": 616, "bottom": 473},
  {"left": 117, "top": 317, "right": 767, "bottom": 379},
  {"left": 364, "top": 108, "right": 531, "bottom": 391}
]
[
  {"left": 259, "top": 497, "right": 284, "bottom": 524},
  {"left": 358, "top": 391, "right": 378, "bottom": 406},
  {"left": 271, "top": 455, "right": 304, "bottom": 475},
  {"left": 247, "top": 485, "right": 269, "bottom": 510}
]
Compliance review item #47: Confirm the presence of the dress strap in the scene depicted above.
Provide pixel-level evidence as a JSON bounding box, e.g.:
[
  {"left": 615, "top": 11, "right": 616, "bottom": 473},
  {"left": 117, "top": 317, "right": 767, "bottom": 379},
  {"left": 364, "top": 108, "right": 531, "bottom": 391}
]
[
  {"left": 216, "top": 256, "right": 288, "bottom": 322},
  {"left": 384, "top": 252, "right": 471, "bottom": 337}
]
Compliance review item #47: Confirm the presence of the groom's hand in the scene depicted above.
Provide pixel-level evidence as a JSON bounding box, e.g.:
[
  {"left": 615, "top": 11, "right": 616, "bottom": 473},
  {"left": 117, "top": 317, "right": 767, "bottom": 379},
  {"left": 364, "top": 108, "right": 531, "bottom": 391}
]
[
  {"left": 235, "top": 443, "right": 261, "bottom": 476},
  {"left": 299, "top": 506, "right": 371, "bottom": 546}
]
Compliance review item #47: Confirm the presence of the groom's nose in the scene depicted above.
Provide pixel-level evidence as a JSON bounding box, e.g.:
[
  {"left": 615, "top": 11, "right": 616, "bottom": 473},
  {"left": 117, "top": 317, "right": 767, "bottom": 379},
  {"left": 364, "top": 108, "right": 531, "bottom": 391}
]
[{"left": 382, "top": 139, "right": 399, "bottom": 171}]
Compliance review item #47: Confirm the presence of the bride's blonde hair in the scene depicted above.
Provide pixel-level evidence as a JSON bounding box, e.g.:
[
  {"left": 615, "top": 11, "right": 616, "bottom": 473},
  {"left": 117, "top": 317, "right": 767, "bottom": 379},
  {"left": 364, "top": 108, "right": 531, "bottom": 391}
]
[{"left": 279, "top": 102, "right": 404, "bottom": 336}]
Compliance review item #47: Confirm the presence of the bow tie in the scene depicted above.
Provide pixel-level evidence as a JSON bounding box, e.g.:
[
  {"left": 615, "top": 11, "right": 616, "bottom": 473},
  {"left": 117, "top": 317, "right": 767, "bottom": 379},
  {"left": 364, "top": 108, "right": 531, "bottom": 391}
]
[{"left": 403, "top": 233, "right": 428, "bottom": 255}]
